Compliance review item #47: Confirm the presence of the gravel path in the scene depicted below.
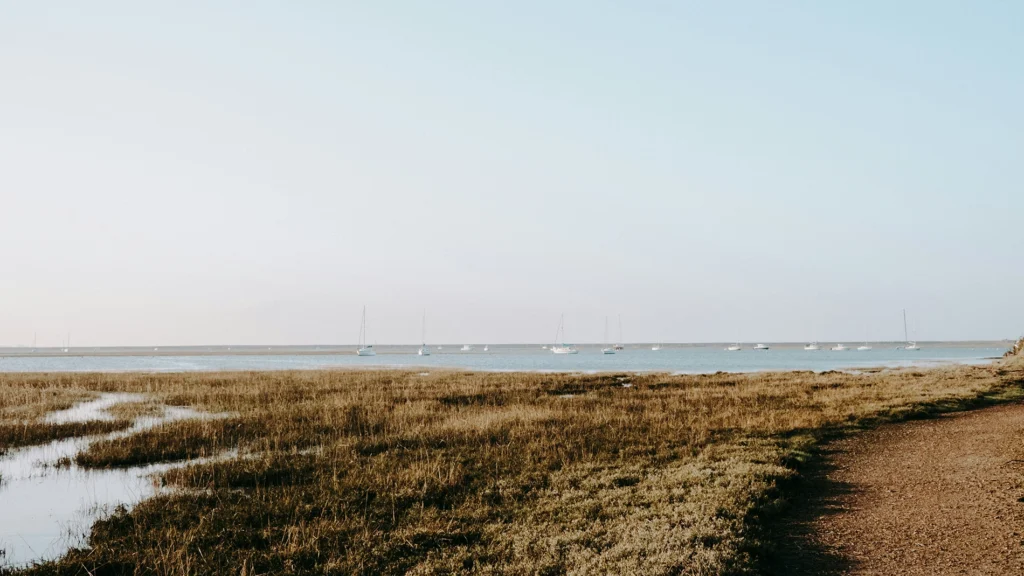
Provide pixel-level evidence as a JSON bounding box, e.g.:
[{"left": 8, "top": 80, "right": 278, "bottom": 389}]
[{"left": 770, "top": 403, "right": 1024, "bottom": 575}]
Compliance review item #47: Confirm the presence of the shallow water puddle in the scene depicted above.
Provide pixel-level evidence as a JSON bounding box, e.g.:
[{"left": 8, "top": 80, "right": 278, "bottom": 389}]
[
  {"left": 42, "top": 392, "right": 147, "bottom": 424},
  {"left": 0, "top": 394, "right": 225, "bottom": 568}
]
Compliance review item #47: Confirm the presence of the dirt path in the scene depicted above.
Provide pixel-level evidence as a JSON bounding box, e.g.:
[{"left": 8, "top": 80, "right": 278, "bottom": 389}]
[{"left": 769, "top": 403, "right": 1024, "bottom": 575}]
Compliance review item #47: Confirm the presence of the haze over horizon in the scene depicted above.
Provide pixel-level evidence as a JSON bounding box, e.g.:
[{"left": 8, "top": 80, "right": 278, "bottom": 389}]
[{"left": 2, "top": 2, "right": 1022, "bottom": 347}]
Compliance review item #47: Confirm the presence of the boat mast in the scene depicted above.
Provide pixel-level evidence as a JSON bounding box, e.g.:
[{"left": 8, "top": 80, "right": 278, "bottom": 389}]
[
  {"left": 359, "top": 306, "right": 366, "bottom": 348},
  {"left": 903, "top": 308, "right": 908, "bottom": 342}
]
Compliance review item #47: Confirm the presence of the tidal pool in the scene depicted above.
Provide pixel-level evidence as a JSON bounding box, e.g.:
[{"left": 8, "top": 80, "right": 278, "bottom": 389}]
[{"left": 0, "top": 394, "right": 225, "bottom": 568}]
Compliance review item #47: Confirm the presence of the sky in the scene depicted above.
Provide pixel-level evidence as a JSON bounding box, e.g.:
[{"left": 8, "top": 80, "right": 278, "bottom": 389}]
[{"left": 1, "top": 1, "right": 1022, "bottom": 346}]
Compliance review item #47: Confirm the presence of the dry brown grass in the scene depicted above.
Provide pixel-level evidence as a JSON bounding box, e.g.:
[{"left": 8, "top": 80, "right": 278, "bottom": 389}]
[
  {"left": 0, "top": 382, "right": 132, "bottom": 455},
  {"left": 0, "top": 384, "right": 93, "bottom": 425},
  {"left": 2, "top": 358, "right": 1023, "bottom": 575},
  {"left": 0, "top": 421, "right": 133, "bottom": 456},
  {"left": 102, "top": 400, "right": 165, "bottom": 421},
  {"left": 1006, "top": 336, "right": 1024, "bottom": 357}
]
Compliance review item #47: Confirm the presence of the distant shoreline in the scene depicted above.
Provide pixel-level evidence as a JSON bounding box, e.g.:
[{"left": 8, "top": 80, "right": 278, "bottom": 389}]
[{"left": 0, "top": 340, "right": 1009, "bottom": 359}]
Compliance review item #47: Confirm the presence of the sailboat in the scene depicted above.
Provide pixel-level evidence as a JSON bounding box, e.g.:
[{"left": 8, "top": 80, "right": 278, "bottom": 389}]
[
  {"left": 901, "top": 309, "right": 920, "bottom": 350},
  {"left": 418, "top": 311, "right": 430, "bottom": 356},
  {"left": 550, "top": 315, "right": 579, "bottom": 354},
  {"left": 651, "top": 344, "right": 662, "bottom": 351},
  {"left": 602, "top": 317, "right": 616, "bottom": 354},
  {"left": 483, "top": 345, "right": 489, "bottom": 352},
  {"left": 356, "top": 306, "right": 376, "bottom": 356},
  {"left": 726, "top": 343, "right": 741, "bottom": 351},
  {"left": 857, "top": 323, "right": 872, "bottom": 350},
  {"left": 613, "top": 315, "right": 625, "bottom": 350},
  {"left": 831, "top": 343, "right": 848, "bottom": 351}
]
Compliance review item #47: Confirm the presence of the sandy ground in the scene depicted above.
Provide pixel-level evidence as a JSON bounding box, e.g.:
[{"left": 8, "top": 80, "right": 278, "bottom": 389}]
[{"left": 770, "top": 403, "right": 1024, "bottom": 575}]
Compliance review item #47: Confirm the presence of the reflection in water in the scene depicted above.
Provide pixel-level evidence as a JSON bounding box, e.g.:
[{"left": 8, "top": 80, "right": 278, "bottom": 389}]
[{"left": 0, "top": 394, "right": 225, "bottom": 568}]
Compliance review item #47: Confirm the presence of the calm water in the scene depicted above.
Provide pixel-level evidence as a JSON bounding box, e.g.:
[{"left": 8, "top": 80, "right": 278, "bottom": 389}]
[
  {"left": 0, "top": 395, "right": 228, "bottom": 568},
  {"left": 0, "top": 344, "right": 1007, "bottom": 374}
]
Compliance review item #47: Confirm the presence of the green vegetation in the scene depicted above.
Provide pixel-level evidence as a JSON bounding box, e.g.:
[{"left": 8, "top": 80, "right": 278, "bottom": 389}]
[{"left": 1, "top": 357, "right": 1022, "bottom": 575}]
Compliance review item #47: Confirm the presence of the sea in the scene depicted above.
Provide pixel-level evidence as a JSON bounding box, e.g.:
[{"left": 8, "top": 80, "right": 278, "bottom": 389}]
[{"left": 0, "top": 343, "right": 1008, "bottom": 374}]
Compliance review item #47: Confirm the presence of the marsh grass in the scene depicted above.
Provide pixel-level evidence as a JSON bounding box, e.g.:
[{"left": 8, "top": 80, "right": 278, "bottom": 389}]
[
  {"left": 0, "top": 383, "right": 137, "bottom": 455},
  {"left": 0, "top": 420, "right": 133, "bottom": 455},
  {"left": 0, "top": 386, "right": 94, "bottom": 425},
  {"left": 1007, "top": 336, "right": 1024, "bottom": 357},
  {"left": 2, "top": 359, "right": 1023, "bottom": 575},
  {"left": 102, "top": 401, "right": 165, "bottom": 421}
]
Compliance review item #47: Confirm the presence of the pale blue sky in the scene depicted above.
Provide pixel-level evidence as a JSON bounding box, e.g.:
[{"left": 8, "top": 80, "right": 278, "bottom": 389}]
[{"left": 1, "top": 1, "right": 1021, "bottom": 346}]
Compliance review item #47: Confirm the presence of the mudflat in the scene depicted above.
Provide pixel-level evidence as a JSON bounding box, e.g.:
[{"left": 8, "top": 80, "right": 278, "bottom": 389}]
[{"left": 777, "top": 402, "right": 1024, "bottom": 575}]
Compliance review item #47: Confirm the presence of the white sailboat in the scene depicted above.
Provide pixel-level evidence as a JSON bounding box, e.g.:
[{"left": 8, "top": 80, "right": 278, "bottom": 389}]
[
  {"left": 831, "top": 343, "right": 848, "bottom": 351},
  {"left": 857, "top": 323, "right": 872, "bottom": 350},
  {"left": 613, "top": 315, "right": 625, "bottom": 350},
  {"left": 602, "top": 317, "right": 616, "bottom": 354},
  {"left": 902, "top": 309, "right": 920, "bottom": 350},
  {"left": 483, "top": 345, "right": 489, "bottom": 352},
  {"left": 356, "top": 306, "right": 376, "bottom": 356},
  {"left": 726, "top": 344, "right": 741, "bottom": 351},
  {"left": 418, "top": 311, "right": 430, "bottom": 356},
  {"left": 804, "top": 342, "right": 820, "bottom": 351},
  {"left": 550, "top": 314, "right": 578, "bottom": 354}
]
